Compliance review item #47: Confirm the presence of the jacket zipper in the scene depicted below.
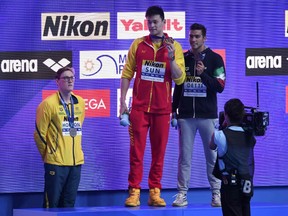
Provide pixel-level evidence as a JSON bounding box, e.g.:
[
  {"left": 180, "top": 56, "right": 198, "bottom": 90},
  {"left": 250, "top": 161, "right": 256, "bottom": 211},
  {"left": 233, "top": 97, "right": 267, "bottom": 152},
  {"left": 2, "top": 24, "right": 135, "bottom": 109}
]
[{"left": 193, "top": 60, "right": 196, "bottom": 118}]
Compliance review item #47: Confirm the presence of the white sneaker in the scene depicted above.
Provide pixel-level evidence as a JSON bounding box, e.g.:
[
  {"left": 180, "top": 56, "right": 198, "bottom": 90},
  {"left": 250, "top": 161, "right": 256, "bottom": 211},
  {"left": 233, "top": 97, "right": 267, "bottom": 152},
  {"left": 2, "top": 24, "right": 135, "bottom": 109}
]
[
  {"left": 211, "top": 192, "right": 221, "bottom": 207},
  {"left": 172, "top": 192, "right": 188, "bottom": 207}
]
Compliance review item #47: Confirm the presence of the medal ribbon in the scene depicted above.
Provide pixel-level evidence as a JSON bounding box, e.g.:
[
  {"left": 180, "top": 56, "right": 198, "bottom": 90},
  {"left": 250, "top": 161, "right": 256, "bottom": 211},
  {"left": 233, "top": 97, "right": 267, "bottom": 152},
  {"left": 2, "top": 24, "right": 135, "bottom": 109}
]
[
  {"left": 59, "top": 93, "right": 74, "bottom": 129},
  {"left": 150, "top": 34, "right": 164, "bottom": 41}
]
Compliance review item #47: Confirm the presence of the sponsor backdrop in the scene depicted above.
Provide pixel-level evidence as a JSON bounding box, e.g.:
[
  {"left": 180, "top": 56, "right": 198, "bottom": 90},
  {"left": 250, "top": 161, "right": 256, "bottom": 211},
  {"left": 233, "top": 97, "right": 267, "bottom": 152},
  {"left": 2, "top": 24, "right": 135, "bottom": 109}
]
[{"left": 0, "top": 0, "right": 287, "bottom": 193}]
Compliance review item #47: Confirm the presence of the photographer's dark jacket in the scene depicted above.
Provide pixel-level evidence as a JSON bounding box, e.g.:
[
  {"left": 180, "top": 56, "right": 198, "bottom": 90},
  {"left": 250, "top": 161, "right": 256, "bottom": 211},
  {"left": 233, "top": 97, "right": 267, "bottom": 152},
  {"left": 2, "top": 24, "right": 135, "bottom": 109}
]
[
  {"left": 172, "top": 48, "right": 225, "bottom": 118},
  {"left": 221, "top": 128, "right": 256, "bottom": 178}
]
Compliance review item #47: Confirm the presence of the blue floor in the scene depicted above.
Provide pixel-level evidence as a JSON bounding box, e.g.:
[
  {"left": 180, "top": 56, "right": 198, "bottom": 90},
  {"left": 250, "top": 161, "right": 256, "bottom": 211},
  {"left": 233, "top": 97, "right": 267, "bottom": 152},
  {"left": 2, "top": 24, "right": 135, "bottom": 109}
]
[
  {"left": 12, "top": 187, "right": 288, "bottom": 216},
  {"left": 13, "top": 203, "right": 288, "bottom": 216}
]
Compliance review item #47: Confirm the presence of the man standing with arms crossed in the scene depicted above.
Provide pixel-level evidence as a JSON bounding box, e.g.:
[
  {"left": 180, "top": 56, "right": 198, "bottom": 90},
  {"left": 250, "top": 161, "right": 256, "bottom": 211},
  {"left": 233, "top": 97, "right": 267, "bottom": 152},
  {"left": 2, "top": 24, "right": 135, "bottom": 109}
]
[
  {"left": 172, "top": 23, "right": 226, "bottom": 207},
  {"left": 119, "top": 5, "right": 185, "bottom": 207}
]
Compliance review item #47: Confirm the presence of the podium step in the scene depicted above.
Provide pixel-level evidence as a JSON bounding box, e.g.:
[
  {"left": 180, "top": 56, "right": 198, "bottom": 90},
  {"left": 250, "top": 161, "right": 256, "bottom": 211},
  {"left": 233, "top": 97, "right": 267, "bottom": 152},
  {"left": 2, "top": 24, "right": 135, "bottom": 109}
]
[{"left": 13, "top": 203, "right": 288, "bottom": 216}]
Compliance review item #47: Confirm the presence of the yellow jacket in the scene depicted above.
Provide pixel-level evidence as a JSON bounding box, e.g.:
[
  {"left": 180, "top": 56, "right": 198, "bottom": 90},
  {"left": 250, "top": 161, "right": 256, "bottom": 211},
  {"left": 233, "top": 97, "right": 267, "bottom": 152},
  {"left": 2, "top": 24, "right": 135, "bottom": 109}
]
[
  {"left": 34, "top": 91, "right": 85, "bottom": 166},
  {"left": 122, "top": 34, "right": 185, "bottom": 113}
]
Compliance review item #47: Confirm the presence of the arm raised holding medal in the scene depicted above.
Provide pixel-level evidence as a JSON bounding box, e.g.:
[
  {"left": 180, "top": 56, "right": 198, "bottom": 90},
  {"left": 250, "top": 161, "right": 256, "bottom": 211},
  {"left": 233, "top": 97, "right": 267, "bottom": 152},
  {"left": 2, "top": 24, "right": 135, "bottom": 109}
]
[
  {"left": 163, "top": 37, "right": 185, "bottom": 81},
  {"left": 34, "top": 66, "right": 85, "bottom": 208},
  {"left": 120, "top": 5, "right": 186, "bottom": 207}
]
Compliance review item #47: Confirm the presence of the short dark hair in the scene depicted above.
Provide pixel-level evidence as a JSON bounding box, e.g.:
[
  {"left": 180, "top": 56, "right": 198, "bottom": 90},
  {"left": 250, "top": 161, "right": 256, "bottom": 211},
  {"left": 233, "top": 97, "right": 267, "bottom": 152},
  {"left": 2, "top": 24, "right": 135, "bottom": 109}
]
[
  {"left": 224, "top": 98, "right": 245, "bottom": 124},
  {"left": 190, "top": 23, "right": 207, "bottom": 37},
  {"left": 55, "top": 66, "right": 74, "bottom": 79},
  {"left": 145, "top": 5, "right": 165, "bottom": 20}
]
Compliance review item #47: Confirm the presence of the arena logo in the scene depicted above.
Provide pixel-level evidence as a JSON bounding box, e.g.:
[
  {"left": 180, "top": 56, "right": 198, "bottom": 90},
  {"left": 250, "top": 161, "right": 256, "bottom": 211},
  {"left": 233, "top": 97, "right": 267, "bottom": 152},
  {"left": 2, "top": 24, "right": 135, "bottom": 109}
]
[
  {"left": 1, "top": 59, "right": 38, "bottom": 73},
  {"left": 43, "top": 58, "right": 71, "bottom": 72},
  {"left": 0, "top": 51, "right": 72, "bottom": 80},
  {"left": 246, "top": 48, "right": 288, "bottom": 76},
  {"left": 79, "top": 50, "right": 129, "bottom": 79},
  {"left": 42, "top": 89, "right": 110, "bottom": 118},
  {"left": 117, "top": 12, "right": 185, "bottom": 39},
  {"left": 246, "top": 56, "right": 282, "bottom": 69},
  {"left": 42, "top": 13, "right": 110, "bottom": 40}
]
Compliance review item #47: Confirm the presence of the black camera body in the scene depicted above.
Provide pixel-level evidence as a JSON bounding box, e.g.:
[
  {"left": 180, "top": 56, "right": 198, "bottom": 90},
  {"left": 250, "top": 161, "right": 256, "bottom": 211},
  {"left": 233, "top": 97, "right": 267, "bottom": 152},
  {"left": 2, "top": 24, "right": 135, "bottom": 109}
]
[{"left": 219, "top": 107, "right": 269, "bottom": 136}]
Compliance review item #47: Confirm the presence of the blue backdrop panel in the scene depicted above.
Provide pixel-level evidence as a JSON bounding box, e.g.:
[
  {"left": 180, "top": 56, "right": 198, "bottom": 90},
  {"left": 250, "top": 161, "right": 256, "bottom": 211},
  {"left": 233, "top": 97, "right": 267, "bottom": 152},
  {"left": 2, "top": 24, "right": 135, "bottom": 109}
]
[{"left": 0, "top": 0, "right": 287, "bottom": 193}]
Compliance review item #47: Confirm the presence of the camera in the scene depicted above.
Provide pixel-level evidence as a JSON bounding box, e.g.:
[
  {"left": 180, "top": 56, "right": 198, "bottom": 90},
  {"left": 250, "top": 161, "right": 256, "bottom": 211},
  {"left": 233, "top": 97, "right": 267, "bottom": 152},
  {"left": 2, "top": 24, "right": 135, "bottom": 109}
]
[
  {"left": 218, "top": 107, "right": 269, "bottom": 136},
  {"left": 219, "top": 82, "right": 269, "bottom": 136}
]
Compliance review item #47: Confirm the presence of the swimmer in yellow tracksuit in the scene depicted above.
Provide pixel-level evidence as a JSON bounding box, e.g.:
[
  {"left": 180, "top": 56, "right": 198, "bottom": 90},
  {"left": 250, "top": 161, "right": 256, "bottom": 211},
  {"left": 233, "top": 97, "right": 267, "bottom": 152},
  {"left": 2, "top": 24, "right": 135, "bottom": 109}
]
[{"left": 34, "top": 66, "right": 85, "bottom": 208}]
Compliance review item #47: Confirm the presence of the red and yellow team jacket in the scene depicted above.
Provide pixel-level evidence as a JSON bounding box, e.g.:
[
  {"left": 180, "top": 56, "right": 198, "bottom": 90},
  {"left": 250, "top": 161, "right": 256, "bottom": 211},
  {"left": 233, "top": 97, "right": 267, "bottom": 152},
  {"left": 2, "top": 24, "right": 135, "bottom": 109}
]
[
  {"left": 122, "top": 34, "right": 186, "bottom": 114},
  {"left": 34, "top": 91, "right": 85, "bottom": 166}
]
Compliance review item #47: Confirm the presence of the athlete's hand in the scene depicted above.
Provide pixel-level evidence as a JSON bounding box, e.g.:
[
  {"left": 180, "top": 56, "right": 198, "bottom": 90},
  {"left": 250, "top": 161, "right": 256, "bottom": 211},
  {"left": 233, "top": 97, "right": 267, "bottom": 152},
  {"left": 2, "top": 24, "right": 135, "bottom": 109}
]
[
  {"left": 119, "top": 102, "right": 128, "bottom": 119},
  {"left": 196, "top": 61, "right": 206, "bottom": 75},
  {"left": 164, "top": 37, "right": 175, "bottom": 61},
  {"left": 171, "top": 112, "right": 178, "bottom": 129}
]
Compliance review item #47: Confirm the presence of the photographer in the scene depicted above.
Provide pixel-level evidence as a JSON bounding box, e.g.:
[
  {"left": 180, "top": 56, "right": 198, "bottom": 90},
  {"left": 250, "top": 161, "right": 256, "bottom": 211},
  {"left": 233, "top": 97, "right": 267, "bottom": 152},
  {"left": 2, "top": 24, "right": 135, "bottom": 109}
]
[{"left": 210, "top": 98, "right": 256, "bottom": 216}]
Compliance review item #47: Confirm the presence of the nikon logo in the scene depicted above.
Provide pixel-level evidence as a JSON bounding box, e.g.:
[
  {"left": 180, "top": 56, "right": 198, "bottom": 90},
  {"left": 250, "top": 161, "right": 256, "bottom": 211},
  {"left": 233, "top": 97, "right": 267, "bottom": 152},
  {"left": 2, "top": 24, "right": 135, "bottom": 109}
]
[
  {"left": 246, "top": 48, "right": 288, "bottom": 76},
  {"left": 144, "top": 60, "right": 164, "bottom": 68},
  {"left": 41, "top": 13, "right": 110, "bottom": 40},
  {"left": 246, "top": 56, "right": 282, "bottom": 69}
]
